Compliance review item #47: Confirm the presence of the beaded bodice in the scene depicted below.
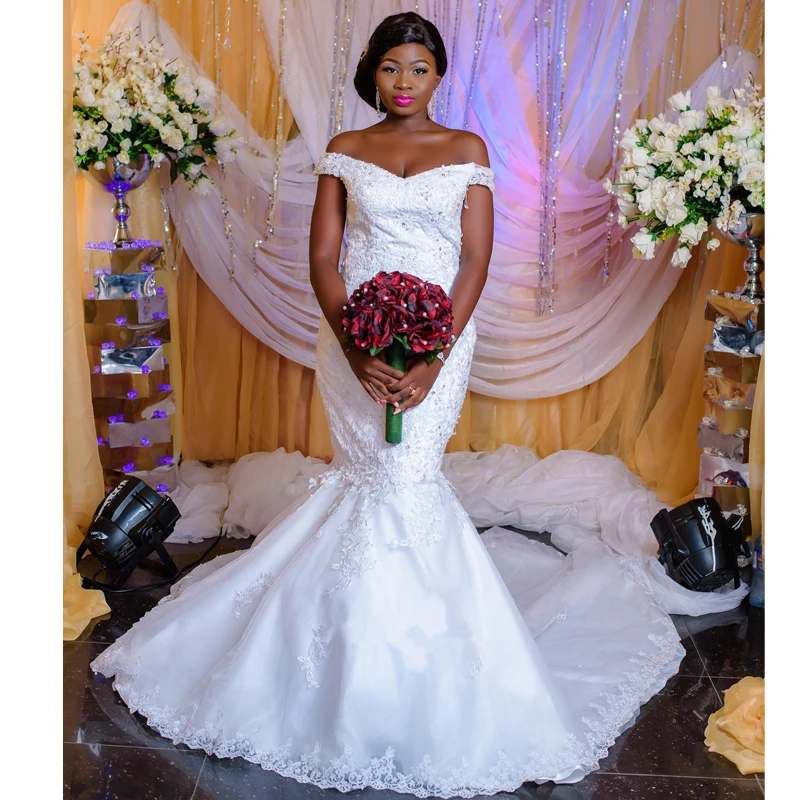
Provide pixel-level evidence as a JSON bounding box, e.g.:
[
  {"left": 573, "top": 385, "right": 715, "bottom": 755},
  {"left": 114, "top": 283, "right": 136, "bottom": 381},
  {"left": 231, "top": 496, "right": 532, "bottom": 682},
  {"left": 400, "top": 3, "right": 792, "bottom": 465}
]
[{"left": 312, "top": 151, "right": 495, "bottom": 295}]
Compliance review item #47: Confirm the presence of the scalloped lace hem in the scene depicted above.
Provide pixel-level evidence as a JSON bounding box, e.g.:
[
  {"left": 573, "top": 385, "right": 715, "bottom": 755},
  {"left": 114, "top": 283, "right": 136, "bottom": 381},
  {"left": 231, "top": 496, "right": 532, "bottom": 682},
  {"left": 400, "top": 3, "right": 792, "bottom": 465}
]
[{"left": 92, "top": 604, "right": 683, "bottom": 799}]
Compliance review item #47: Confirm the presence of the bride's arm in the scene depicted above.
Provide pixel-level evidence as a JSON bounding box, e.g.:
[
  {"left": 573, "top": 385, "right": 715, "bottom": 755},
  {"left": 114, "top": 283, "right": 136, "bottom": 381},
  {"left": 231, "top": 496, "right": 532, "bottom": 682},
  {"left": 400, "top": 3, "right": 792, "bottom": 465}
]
[
  {"left": 309, "top": 141, "right": 350, "bottom": 343},
  {"left": 445, "top": 133, "right": 494, "bottom": 358}
]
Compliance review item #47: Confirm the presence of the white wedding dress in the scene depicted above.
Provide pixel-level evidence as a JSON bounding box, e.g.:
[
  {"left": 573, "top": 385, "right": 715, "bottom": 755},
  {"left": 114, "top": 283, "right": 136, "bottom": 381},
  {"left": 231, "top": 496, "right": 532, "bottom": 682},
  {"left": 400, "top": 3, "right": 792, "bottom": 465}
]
[{"left": 92, "top": 151, "right": 687, "bottom": 797}]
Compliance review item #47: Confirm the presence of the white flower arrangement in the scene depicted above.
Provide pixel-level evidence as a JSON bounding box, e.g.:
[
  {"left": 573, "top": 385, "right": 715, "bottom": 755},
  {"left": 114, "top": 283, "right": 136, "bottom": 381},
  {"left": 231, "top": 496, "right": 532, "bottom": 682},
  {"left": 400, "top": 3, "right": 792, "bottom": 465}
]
[
  {"left": 73, "top": 30, "right": 242, "bottom": 193},
  {"left": 605, "top": 77, "right": 764, "bottom": 267}
]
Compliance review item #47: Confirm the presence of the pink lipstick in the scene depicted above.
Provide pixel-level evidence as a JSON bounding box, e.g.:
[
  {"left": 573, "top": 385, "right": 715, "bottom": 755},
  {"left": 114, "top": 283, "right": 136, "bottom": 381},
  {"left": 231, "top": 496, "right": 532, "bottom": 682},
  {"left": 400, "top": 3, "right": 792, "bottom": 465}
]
[{"left": 393, "top": 95, "right": 415, "bottom": 106}]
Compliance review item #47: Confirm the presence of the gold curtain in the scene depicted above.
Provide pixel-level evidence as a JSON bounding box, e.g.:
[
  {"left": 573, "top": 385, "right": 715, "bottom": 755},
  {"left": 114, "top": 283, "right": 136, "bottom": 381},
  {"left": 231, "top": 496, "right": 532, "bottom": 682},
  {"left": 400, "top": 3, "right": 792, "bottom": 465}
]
[
  {"left": 68, "top": 2, "right": 765, "bottom": 628},
  {"left": 64, "top": 0, "right": 110, "bottom": 640}
]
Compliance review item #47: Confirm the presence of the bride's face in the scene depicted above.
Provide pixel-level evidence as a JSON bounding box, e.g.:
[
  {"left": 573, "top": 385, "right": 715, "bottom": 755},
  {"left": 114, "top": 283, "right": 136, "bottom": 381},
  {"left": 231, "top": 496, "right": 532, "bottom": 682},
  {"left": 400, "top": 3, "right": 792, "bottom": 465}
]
[{"left": 374, "top": 43, "right": 441, "bottom": 116}]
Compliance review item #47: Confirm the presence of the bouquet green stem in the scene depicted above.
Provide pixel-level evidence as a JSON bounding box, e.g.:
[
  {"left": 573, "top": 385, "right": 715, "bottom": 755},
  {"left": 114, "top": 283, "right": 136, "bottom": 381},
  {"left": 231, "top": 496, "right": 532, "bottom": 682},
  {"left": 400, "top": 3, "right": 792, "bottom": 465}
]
[{"left": 385, "top": 340, "right": 408, "bottom": 444}]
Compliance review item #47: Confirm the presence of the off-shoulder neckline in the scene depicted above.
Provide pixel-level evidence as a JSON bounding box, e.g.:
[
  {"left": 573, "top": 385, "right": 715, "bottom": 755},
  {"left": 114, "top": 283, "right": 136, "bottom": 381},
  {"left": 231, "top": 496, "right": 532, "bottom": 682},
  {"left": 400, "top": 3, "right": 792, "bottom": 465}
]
[{"left": 319, "top": 151, "right": 492, "bottom": 182}]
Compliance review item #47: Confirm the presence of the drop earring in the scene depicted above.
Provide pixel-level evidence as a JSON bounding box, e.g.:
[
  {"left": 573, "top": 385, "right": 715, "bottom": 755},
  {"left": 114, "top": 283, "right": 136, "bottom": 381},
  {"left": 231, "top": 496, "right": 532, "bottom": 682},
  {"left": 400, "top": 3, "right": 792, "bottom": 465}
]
[
  {"left": 375, "top": 87, "right": 382, "bottom": 117},
  {"left": 428, "top": 85, "right": 440, "bottom": 119}
]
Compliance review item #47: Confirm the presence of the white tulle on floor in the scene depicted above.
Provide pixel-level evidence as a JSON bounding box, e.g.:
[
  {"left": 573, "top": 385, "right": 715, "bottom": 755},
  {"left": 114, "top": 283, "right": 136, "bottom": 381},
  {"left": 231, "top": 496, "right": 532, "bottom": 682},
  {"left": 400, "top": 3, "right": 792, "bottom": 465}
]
[{"left": 167, "top": 445, "right": 747, "bottom": 618}]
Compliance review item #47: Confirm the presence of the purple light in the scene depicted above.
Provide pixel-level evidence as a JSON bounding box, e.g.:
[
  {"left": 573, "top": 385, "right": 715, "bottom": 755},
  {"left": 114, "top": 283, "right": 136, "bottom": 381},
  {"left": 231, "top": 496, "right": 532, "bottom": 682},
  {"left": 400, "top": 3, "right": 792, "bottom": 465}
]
[
  {"left": 115, "top": 316, "right": 127, "bottom": 325},
  {"left": 122, "top": 462, "right": 136, "bottom": 473},
  {"left": 85, "top": 239, "right": 162, "bottom": 251},
  {"left": 97, "top": 437, "right": 104, "bottom": 446},
  {"left": 158, "top": 383, "right": 171, "bottom": 392},
  {"left": 131, "top": 291, "right": 140, "bottom": 300},
  {"left": 142, "top": 365, "right": 150, "bottom": 374},
  {"left": 151, "top": 312, "right": 159, "bottom": 321},
  {"left": 109, "top": 415, "right": 123, "bottom": 424},
  {"left": 127, "top": 391, "right": 138, "bottom": 400},
  {"left": 153, "top": 410, "right": 167, "bottom": 419},
  {"left": 158, "top": 456, "right": 174, "bottom": 466},
  {"left": 101, "top": 341, "right": 115, "bottom": 350},
  {"left": 157, "top": 287, "right": 166, "bottom": 295},
  {"left": 140, "top": 264, "right": 156, "bottom": 273},
  {"left": 163, "top": 358, "right": 168, "bottom": 366},
  {"left": 140, "top": 437, "right": 151, "bottom": 446},
  {"left": 156, "top": 483, "right": 168, "bottom": 493},
  {"left": 148, "top": 338, "right": 161, "bottom": 346},
  {"left": 93, "top": 366, "right": 101, "bottom": 374},
  {"left": 104, "top": 268, "right": 111, "bottom": 276},
  {"left": 87, "top": 291, "right": 95, "bottom": 299}
]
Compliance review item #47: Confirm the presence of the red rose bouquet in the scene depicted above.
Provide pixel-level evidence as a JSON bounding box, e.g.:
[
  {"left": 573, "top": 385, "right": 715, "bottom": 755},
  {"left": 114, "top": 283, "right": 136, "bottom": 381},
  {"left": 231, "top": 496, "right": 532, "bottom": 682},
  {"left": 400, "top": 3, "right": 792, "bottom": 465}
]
[{"left": 340, "top": 271, "right": 455, "bottom": 443}]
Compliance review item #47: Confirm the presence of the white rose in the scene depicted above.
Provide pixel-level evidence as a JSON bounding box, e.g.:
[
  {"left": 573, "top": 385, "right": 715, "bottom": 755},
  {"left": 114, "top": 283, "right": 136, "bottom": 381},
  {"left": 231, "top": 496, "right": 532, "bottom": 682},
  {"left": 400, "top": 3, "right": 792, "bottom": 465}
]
[
  {"left": 705, "top": 86, "right": 726, "bottom": 114},
  {"left": 618, "top": 196, "right": 639, "bottom": 217},
  {"left": 739, "top": 148, "right": 763, "bottom": 166},
  {"left": 680, "top": 142, "right": 697, "bottom": 156},
  {"left": 620, "top": 129, "right": 639, "bottom": 151},
  {"left": 195, "top": 77, "right": 217, "bottom": 110},
  {"left": 77, "top": 87, "right": 95, "bottom": 106},
  {"left": 116, "top": 150, "right": 131, "bottom": 165},
  {"left": 631, "top": 228, "right": 657, "bottom": 259},
  {"left": 668, "top": 90, "right": 691, "bottom": 112},
  {"left": 648, "top": 114, "right": 667, "bottom": 134},
  {"left": 665, "top": 203, "right": 688, "bottom": 227},
  {"left": 101, "top": 100, "right": 122, "bottom": 123},
  {"left": 706, "top": 237, "right": 721, "bottom": 250},
  {"left": 748, "top": 191, "right": 764, "bottom": 209},
  {"left": 93, "top": 161, "right": 106, "bottom": 169},
  {"left": 620, "top": 168, "right": 637, "bottom": 183},
  {"left": 603, "top": 177, "right": 614, "bottom": 194},
  {"left": 678, "top": 219, "right": 709, "bottom": 246},
  {"left": 671, "top": 245, "right": 692, "bottom": 267},
  {"left": 215, "top": 137, "right": 238, "bottom": 164},
  {"left": 617, "top": 213, "right": 631, "bottom": 229},
  {"left": 119, "top": 138, "right": 132, "bottom": 152},
  {"left": 705, "top": 184, "right": 721, "bottom": 201},
  {"left": 209, "top": 116, "right": 231, "bottom": 136},
  {"left": 680, "top": 109, "right": 705, "bottom": 131},
  {"left": 159, "top": 125, "right": 184, "bottom": 151},
  {"left": 655, "top": 135, "right": 677, "bottom": 153}
]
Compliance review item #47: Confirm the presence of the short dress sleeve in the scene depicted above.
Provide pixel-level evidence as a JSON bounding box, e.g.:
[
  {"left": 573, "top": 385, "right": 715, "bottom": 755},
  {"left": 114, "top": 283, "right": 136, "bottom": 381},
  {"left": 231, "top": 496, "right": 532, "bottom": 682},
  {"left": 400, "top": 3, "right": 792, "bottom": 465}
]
[
  {"left": 313, "top": 151, "right": 345, "bottom": 178},
  {"left": 468, "top": 164, "right": 495, "bottom": 194}
]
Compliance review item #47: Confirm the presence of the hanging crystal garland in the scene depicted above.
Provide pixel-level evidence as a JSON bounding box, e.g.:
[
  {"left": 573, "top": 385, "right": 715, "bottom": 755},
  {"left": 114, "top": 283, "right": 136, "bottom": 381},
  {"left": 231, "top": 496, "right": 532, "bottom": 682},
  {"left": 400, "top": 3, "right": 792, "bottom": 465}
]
[
  {"left": 150, "top": 1, "right": 177, "bottom": 273},
  {"left": 444, "top": 0, "right": 463, "bottom": 127},
  {"left": 532, "top": 1, "right": 568, "bottom": 314},
  {"left": 601, "top": 0, "right": 632, "bottom": 287},
  {"left": 252, "top": 0, "right": 287, "bottom": 272},
  {"left": 735, "top": 0, "right": 754, "bottom": 59},
  {"left": 756, "top": 1, "right": 764, "bottom": 57},
  {"left": 210, "top": 0, "right": 236, "bottom": 279},
  {"left": 328, "top": 0, "right": 356, "bottom": 140},
  {"left": 676, "top": 0, "right": 690, "bottom": 90},
  {"left": 641, "top": 0, "right": 656, "bottom": 117},
  {"left": 462, "top": 0, "right": 491, "bottom": 130},
  {"left": 719, "top": 0, "right": 728, "bottom": 68},
  {"left": 224, "top": 0, "right": 233, "bottom": 50}
]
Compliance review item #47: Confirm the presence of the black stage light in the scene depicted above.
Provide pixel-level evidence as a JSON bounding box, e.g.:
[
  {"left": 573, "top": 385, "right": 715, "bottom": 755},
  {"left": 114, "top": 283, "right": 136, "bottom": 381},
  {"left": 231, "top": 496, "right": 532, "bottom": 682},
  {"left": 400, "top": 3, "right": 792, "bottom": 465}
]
[
  {"left": 77, "top": 476, "right": 181, "bottom": 590},
  {"left": 650, "top": 497, "right": 741, "bottom": 592}
]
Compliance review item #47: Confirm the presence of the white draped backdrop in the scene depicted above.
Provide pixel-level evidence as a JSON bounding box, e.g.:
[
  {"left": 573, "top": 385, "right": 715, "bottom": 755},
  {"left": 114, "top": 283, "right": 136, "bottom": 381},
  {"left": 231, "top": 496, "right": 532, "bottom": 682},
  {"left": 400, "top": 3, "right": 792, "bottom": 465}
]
[{"left": 106, "top": 0, "right": 758, "bottom": 400}]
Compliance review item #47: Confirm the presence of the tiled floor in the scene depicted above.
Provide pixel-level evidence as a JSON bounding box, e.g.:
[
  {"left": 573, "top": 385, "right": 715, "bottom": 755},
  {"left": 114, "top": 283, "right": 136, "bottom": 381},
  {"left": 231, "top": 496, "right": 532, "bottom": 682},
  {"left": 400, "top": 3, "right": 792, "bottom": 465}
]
[{"left": 65, "top": 532, "right": 765, "bottom": 799}]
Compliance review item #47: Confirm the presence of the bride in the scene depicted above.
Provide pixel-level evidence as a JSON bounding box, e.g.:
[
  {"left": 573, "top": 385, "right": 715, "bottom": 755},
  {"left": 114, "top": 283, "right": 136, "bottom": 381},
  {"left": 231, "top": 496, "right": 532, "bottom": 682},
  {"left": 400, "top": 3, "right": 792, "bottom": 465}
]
[{"left": 93, "top": 12, "right": 698, "bottom": 797}]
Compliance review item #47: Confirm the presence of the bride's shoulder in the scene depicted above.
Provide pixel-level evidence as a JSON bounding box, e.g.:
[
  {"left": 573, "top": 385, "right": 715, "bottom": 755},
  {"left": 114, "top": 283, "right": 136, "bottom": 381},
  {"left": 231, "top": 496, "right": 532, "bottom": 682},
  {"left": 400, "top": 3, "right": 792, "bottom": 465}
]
[
  {"left": 324, "top": 131, "right": 362, "bottom": 156},
  {"left": 451, "top": 130, "right": 490, "bottom": 168}
]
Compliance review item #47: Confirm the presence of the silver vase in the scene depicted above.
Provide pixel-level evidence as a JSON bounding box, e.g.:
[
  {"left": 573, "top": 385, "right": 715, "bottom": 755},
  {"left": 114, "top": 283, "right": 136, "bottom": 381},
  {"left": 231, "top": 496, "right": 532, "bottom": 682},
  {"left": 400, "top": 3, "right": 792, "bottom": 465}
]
[
  {"left": 86, "top": 154, "right": 153, "bottom": 246},
  {"left": 715, "top": 212, "right": 765, "bottom": 302}
]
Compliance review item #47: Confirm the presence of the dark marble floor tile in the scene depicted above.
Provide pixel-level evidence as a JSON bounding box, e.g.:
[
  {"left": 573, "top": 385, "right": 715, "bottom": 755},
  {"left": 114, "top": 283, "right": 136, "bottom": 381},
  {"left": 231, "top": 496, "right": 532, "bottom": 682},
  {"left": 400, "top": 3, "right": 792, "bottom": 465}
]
[
  {"left": 524, "top": 774, "right": 762, "bottom": 799},
  {"left": 688, "top": 604, "right": 764, "bottom": 679},
  {"left": 597, "top": 675, "right": 753, "bottom": 781},
  {"left": 63, "top": 742, "right": 204, "bottom": 800},
  {"left": 673, "top": 631, "right": 707, "bottom": 679},
  {"left": 64, "top": 640, "right": 193, "bottom": 750},
  {"left": 76, "top": 536, "right": 252, "bottom": 643}
]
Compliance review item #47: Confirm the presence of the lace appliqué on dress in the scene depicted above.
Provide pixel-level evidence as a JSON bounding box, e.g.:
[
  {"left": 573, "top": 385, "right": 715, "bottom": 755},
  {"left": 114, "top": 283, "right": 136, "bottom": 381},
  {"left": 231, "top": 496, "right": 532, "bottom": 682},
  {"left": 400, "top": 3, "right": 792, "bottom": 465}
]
[
  {"left": 234, "top": 571, "right": 276, "bottom": 618},
  {"left": 297, "top": 625, "right": 330, "bottom": 688}
]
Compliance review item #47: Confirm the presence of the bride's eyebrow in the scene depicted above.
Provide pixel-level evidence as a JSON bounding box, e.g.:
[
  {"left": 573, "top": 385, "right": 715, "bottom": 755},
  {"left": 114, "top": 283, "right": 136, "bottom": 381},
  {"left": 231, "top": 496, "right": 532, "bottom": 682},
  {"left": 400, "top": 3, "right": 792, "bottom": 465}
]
[{"left": 381, "top": 57, "right": 431, "bottom": 66}]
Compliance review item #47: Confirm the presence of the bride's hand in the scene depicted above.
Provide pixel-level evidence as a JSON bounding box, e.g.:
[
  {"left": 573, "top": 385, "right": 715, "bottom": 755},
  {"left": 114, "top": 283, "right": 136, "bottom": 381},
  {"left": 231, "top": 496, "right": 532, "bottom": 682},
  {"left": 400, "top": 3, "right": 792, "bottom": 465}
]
[
  {"left": 383, "top": 356, "right": 443, "bottom": 415},
  {"left": 343, "top": 347, "right": 406, "bottom": 405}
]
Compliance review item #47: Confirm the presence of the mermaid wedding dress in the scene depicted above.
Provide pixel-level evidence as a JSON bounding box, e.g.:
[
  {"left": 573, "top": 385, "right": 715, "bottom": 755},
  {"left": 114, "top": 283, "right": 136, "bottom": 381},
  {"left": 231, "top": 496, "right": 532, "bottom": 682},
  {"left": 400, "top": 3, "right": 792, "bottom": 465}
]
[{"left": 92, "top": 150, "right": 686, "bottom": 797}]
